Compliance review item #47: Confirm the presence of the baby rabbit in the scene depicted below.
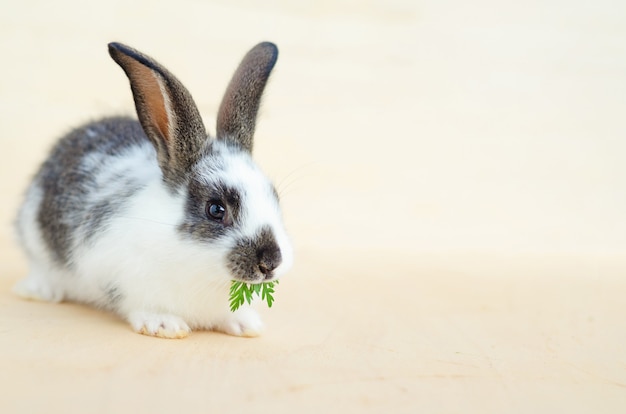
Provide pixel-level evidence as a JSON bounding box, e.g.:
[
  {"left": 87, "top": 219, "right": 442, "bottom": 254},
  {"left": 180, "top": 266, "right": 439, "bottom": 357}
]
[{"left": 13, "top": 42, "right": 293, "bottom": 339}]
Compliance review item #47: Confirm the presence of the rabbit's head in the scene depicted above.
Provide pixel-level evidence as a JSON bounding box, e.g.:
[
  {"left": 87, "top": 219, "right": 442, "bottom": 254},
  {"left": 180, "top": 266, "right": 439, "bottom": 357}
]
[{"left": 109, "top": 42, "right": 292, "bottom": 283}]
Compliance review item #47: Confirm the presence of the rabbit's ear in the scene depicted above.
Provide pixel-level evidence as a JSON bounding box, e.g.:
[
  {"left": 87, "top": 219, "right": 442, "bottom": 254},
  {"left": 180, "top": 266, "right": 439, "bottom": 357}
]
[
  {"left": 108, "top": 42, "right": 207, "bottom": 186},
  {"left": 216, "top": 42, "right": 278, "bottom": 153}
]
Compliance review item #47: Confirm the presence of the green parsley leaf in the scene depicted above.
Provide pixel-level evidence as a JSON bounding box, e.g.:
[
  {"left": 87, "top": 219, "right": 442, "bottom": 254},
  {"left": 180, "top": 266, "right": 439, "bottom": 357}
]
[{"left": 229, "top": 280, "right": 280, "bottom": 312}]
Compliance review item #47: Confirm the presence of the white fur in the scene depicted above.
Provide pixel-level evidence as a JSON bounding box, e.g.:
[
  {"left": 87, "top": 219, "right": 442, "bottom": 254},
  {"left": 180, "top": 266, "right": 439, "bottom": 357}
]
[{"left": 14, "top": 139, "right": 293, "bottom": 339}]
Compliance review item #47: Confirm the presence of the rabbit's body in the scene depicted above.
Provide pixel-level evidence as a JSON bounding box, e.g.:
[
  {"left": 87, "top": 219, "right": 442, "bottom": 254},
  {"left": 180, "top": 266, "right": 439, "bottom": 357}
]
[{"left": 13, "top": 43, "right": 292, "bottom": 338}]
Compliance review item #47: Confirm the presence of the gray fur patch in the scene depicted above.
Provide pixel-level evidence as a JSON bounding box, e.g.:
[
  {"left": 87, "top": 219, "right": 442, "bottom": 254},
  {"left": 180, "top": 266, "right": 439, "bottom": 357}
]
[
  {"left": 103, "top": 284, "right": 124, "bottom": 310},
  {"left": 35, "top": 117, "right": 149, "bottom": 265}
]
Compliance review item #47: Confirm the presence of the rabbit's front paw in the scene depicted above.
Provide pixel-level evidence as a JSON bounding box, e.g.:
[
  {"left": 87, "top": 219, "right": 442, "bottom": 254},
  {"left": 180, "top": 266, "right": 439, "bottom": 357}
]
[
  {"left": 128, "top": 311, "right": 191, "bottom": 339},
  {"left": 217, "top": 308, "right": 264, "bottom": 337}
]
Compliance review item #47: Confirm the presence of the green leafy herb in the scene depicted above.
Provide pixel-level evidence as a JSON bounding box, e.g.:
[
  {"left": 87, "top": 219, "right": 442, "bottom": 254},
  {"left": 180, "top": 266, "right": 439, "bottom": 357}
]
[{"left": 229, "top": 280, "right": 279, "bottom": 312}]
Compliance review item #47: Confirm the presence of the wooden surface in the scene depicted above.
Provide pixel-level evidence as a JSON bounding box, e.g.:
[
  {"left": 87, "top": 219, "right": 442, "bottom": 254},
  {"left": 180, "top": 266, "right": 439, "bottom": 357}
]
[{"left": 1, "top": 1, "right": 625, "bottom": 412}]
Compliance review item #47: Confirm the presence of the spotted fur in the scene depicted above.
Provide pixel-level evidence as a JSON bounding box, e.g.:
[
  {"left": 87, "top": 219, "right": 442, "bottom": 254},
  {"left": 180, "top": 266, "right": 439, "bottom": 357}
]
[{"left": 13, "top": 42, "right": 293, "bottom": 339}]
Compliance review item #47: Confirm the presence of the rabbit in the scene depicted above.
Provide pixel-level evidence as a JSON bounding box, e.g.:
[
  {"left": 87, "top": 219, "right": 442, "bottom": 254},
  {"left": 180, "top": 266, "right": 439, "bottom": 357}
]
[{"left": 12, "top": 41, "right": 293, "bottom": 339}]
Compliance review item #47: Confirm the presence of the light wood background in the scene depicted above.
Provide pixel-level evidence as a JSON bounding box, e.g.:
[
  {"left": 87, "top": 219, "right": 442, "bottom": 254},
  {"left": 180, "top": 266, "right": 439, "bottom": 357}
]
[{"left": 1, "top": 0, "right": 625, "bottom": 412}]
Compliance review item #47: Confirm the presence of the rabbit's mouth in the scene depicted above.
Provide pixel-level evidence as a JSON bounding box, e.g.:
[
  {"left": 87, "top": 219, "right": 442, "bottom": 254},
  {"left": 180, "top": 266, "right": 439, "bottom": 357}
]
[{"left": 233, "top": 272, "right": 275, "bottom": 284}]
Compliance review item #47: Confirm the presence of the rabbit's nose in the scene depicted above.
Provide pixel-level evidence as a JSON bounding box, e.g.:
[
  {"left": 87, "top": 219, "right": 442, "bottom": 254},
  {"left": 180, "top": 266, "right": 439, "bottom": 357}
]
[{"left": 257, "top": 244, "right": 282, "bottom": 277}]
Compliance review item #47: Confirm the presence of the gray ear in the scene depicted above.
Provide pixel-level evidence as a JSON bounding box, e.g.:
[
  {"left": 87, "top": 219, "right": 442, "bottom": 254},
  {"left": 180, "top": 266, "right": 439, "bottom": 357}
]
[
  {"left": 108, "top": 42, "right": 207, "bottom": 187},
  {"left": 216, "top": 42, "right": 278, "bottom": 153}
]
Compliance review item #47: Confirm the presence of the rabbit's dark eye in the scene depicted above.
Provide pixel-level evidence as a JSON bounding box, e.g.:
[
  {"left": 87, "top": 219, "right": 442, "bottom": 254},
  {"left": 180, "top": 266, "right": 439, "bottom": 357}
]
[{"left": 206, "top": 201, "right": 226, "bottom": 221}]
